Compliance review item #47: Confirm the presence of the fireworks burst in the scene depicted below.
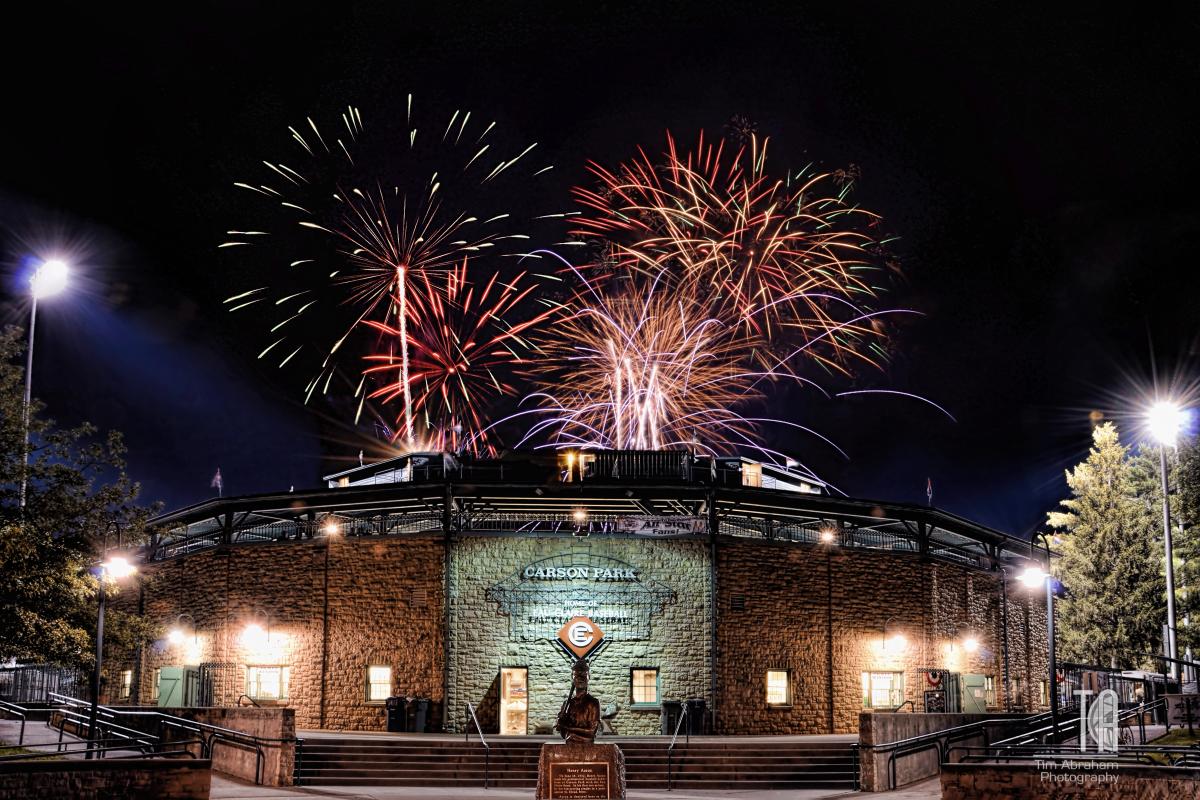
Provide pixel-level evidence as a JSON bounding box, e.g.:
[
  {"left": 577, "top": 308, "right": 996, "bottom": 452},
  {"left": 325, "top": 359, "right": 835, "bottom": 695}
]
[
  {"left": 571, "top": 131, "right": 892, "bottom": 375},
  {"left": 221, "top": 101, "right": 561, "bottom": 447},
  {"left": 522, "top": 133, "right": 920, "bottom": 467},
  {"left": 523, "top": 270, "right": 761, "bottom": 454},
  {"left": 362, "top": 261, "right": 557, "bottom": 454}
]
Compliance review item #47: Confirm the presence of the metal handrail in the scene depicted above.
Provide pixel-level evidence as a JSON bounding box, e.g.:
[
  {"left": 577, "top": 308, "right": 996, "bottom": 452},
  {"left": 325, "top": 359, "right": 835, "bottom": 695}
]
[
  {"left": 873, "top": 708, "right": 1069, "bottom": 790},
  {"left": 666, "top": 703, "right": 690, "bottom": 791},
  {"left": 45, "top": 693, "right": 296, "bottom": 784},
  {"left": 989, "top": 700, "right": 1160, "bottom": 748},
  {"left": 464, "top": 702, "right": 489, "bottom": 789},
  {"left": 948, "top": 741, "right": 1200, "bottom": 768},
  {"left": 50, "top": 707, "right": 160, "bottom": 755},
  {"left": 0, "top": 744, "right": 201, "bottom": 762},
  {"left": 0, "top": 699, "right": 29, "bottom": 745}
]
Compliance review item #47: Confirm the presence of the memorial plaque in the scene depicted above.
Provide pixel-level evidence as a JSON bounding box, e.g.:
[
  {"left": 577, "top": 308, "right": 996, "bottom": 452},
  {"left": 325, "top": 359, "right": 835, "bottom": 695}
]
[{"left": 549, "top": 761, "right": 610, "bottom": 799}]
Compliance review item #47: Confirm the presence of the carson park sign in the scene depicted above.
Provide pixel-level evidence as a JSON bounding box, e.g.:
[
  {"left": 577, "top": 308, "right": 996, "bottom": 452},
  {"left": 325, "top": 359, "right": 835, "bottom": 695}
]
[{"left": 523, "top": 565, "right": 638, "bottom": 581}]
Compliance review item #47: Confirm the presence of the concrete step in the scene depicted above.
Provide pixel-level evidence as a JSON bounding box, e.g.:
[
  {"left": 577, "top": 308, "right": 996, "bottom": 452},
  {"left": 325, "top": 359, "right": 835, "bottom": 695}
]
[{"left": 294, "top": 736, "right": 860, "bottom": 789}]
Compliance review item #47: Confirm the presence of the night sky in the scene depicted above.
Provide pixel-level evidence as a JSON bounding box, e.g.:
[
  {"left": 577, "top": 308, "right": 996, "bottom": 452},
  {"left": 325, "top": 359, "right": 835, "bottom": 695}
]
[{"left": 2, "top": 3, "right": 1198, "bottom": 537}]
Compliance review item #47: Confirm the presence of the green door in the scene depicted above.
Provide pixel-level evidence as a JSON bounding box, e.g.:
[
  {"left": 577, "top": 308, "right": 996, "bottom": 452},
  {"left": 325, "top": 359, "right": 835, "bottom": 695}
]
[{"left": 961, "top": 674, "right": 988, "bottom": 714}]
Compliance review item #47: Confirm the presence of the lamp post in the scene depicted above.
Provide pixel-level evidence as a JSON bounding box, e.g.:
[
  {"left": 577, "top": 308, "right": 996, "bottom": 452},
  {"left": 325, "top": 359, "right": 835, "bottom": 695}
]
[
  {"left": 1147, "top": 400, "right": 1185, "bottom": 682},
  {"left": 87, "top": 555, "right": 137, "bottom": 759},
  {"left": 1019, "top": 549, "right": 1057, "bottom": 730},
  {"left": 20, "top": 259, "right": 70, "bottom": 507}
]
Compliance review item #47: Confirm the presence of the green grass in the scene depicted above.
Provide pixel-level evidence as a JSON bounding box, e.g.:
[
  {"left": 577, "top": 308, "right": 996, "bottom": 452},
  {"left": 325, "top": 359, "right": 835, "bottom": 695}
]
[
  {"left": 1150, "top": 728, "right": 1200, "bottom": 747},
  {"left": 1141, "top": 727, "right": 1200, "bottom": 764}
]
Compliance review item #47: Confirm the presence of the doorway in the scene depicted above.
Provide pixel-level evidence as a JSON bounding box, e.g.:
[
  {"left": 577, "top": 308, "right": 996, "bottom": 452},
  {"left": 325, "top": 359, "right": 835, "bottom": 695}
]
[{"left": 499, "top": 667, "right": 528, "bottom": 735}]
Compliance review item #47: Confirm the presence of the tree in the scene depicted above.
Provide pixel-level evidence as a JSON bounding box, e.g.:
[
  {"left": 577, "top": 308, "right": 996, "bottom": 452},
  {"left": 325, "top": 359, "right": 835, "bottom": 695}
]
[
  {"left": 1171, "top": 436, "right": 1200, "bottom": 659},
  {"left": 1047, "top": 422, "right": 1165, "bottom": 669},
  {"left": 0, "top": 325, "right": 158, "bottom": 669}
]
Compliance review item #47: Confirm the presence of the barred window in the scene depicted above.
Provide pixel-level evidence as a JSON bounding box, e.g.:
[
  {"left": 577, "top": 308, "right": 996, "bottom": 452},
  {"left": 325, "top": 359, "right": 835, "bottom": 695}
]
[
  {"left": 766, "top": 670, "right": 791, "bottom": 706},
  {"left": 367, "top": 666, "right": 392, "bottom": 702},
  {"left": 631, "top": 668, "right": 658, "bottom": 705},
  {"left": 861, "top": 671, "right": 904, "bottom": 708},
  {"left": 119, "top": 670, "right": 133, "bottom": 699},
  {"left": 246, "top": 666, "right": 289, "bottom": 701}
]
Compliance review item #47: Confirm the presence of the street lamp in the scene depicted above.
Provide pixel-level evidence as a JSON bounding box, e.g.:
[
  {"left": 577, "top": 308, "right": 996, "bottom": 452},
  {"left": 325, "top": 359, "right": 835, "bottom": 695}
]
[
  {"left": 1018, "top": 552, "right": 1058, "bottom": 728},
  {"left": 20, "top": 258, "right": 70, "bottom": 507},
  {"left": 87, "top": 554, "right": 137, "bottom": 759},
  {"left": 1147, "top": 400, "right": 1185, "bottom": 682},
  {"left": 167, "top": 613, "right": 196, "bottom": 647}
]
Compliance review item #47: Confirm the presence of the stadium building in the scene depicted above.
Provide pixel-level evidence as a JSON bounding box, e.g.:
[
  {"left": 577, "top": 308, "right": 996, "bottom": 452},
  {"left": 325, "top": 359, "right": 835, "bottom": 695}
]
[{"left": 103, "top": 449, "right": 1051, "bottom": 736}]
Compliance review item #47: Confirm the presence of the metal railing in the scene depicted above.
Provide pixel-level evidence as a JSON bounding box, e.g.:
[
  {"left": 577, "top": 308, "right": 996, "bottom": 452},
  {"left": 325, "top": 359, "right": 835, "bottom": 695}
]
[
  {"left": 0, "top": 743, "right": 201, "bottom": 762},
  {"left": 873, "top": 708, "right": 1070, "bottom": 790},
  {"left": 666, "top": 703, "right": 690, "bottom": 791},
  {"left": 45, "top": 692, "right": 295, "bottom": 785},
  {"left": 464, "top": 702, "right": 490, "bottom": 789},
  {"left": 0, "top": 700, "right": 28, "bottom": 746}
]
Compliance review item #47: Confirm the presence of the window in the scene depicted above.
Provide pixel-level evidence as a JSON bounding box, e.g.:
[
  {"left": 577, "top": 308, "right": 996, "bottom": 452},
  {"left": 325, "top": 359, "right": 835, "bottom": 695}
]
[
  {"left": 742, "top": 463, "right": 762, "bottom": 487},
  {"left": 246, "top": 666, "right": 289, "bottom": 701},
  {"left": 1038, "top": 680, "right": 1049, "bottom": 709},
  {"left": 631, "top": 669, "right": 659, "bottom": 706},
  {"left": 862, "top": 671, "right": 904, "bottom": 709},
  {"left": 766, "top": 670, "right": 791, "bottom": 706},
  {"left": 985, "top": 675, "right": 996, "bottom": 708},
  {"left": 151, "top": 668, "right": 161, "bottom": 701},
  {"left": 366, "top": 666, "right": 392, "bottom": 703},
  {"left": 119, "top": 670, "right": 132, "bottom": 699}
]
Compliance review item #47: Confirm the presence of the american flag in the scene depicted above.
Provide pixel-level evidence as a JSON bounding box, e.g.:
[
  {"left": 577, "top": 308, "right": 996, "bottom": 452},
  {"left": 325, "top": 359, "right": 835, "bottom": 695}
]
[
  {"left": 211, "top": 468, "right": 224, "bottom": 497},
  {"left": 926, "top": 477, "right": 933, "bottom": 506}
]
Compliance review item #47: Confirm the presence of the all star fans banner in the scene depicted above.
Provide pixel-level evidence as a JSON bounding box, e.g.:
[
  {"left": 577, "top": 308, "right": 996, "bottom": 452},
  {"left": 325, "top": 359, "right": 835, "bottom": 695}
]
[{"left": 615, "top": 516, "right": 706, "bottom": 536}]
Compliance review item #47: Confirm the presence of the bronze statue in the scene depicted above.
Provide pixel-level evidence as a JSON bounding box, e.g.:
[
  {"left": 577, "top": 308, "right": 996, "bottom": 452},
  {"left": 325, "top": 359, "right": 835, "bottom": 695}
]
[{"left": 555, "top": 658, "right": 600, "bottom": 744}]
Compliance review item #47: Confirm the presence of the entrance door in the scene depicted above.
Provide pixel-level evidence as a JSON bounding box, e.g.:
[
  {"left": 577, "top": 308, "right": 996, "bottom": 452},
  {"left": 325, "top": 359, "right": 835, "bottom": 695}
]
[{"left": 499, "top": 667, "right": 528, "bottom": 735}]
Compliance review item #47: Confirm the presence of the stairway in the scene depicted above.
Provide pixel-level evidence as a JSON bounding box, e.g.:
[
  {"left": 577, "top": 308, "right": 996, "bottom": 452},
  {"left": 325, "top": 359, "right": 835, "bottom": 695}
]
[{"left": 294, "top": 735, "right": 860, "bottom": 790}]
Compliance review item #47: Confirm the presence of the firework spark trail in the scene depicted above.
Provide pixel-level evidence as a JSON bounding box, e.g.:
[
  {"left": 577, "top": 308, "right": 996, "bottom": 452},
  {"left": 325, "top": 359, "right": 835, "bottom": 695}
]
[
  {"left": 222, "top": 101, "right": 557, "bottom": 447},
  {"left": 362, "top": 260, "right": 558, "bottom": 454}
]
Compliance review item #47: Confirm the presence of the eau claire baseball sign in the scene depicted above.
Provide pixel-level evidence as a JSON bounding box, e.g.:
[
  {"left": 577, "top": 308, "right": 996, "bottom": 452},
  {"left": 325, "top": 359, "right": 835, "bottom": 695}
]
[{"left": 486, "top": 551, "right": 677, "bottom": 642}]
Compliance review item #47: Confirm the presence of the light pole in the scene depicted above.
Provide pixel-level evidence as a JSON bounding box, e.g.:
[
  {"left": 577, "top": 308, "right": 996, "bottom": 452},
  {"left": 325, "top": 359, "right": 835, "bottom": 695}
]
[
  {"left": 1147, "top": 400, "right": 1185, "bottom": 682},
  {"left": 87, "top": 555, "right": 137, "bottom": 759},
  {"left": 1019, "top": 551, "right": 1057, "bottom": 729},
  {"left": 20, "top": 258, "right": 70, "bottom": 508}
]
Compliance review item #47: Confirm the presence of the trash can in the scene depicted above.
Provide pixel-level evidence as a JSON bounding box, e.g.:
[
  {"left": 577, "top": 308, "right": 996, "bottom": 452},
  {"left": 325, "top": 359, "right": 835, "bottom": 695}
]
[
  {"left": 412, "top": 698, "right": 431, "bottom": 733},
  {"left": 661, "top": 700, "right": 683, "bottom": 735},
  {"left": 685, "top": 698, "right": 706, "bottom": 735},
  {"left": 385, "top": 696, "right": 409, "bottom": 732}
]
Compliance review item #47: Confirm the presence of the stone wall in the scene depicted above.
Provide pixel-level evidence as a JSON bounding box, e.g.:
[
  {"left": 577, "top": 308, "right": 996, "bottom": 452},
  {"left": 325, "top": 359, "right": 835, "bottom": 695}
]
[
  {"left": 857, "top": 712, "right": 1030, "bottom": 790},
  {"left": 941, "top": 762, "right": 1200, "bottom": 799},
  {"left": 0, "top": 758, "right": 210, "bottom": 800},
  {"left": 100, "top": 527, "right": 1048, "bottom": 737},
  {"left": 715, "top": 538, "right": 1050, "bottom": 734},
  {"left": 105, "top": 533, "right": 445, "bottom": 732},
  {"left": 106, "top": 706, "right": 295, "bottom": 786},
  {"left": 447, "top": 535, "right": 712, "bottom": 736}
]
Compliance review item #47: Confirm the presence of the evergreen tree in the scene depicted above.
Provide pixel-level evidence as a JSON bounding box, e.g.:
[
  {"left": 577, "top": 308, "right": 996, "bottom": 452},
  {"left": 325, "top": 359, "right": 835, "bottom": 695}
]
[
  {"left": 0, "top": 326, "right": 157, "bottom": 668},
  {"left": 1172, "top": 436, "right": 1200, "bottom": 659},
  {"left": 1047, "top": 423, "right": 1165, "bottom": 668}
]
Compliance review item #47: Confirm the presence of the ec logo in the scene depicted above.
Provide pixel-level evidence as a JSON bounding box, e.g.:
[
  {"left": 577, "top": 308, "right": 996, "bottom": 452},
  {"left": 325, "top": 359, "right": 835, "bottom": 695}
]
[{"left": 558, "top": 615, "right": 604, "bottom": 658}]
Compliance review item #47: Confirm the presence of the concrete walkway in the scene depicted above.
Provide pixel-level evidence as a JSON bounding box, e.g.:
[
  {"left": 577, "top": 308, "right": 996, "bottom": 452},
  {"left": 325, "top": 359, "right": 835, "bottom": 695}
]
[
  {"left": 210, "top": 773, "right": 895, "bottom": 800},
  {"left": 0, "top": 716, "right": 145, "bottom": 758}
]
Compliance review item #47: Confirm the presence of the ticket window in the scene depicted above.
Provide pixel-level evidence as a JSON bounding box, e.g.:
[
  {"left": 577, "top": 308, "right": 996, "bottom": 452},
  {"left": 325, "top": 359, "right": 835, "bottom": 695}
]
[{"left": 499, "top": 667, "right": 528, "bottom": 735}]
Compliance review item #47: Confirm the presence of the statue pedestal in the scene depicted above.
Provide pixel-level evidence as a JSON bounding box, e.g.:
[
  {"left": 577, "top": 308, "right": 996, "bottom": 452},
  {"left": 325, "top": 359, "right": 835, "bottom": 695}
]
[{"left": 535, "top": 741, "right": 626, "bottom": 799}]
